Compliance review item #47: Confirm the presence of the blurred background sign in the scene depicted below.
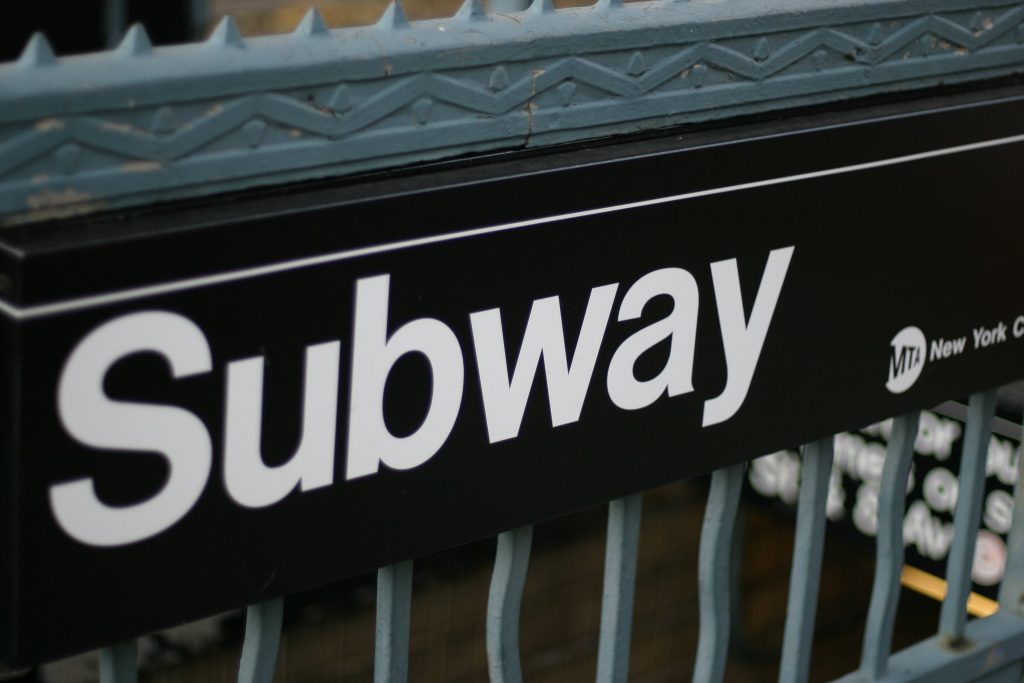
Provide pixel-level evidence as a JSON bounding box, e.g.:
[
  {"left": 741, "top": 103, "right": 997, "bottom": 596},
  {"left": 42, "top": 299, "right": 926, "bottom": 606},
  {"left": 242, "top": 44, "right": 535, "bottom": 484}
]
[{"left": 747, "top": 399, "right": 1023, "bottom": 614}]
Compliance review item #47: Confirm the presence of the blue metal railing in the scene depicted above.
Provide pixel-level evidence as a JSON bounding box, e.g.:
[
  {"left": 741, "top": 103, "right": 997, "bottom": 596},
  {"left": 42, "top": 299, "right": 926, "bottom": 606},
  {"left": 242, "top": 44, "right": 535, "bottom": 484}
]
[
  {"left": 4, "top": 0, "right": 1024, "bottom": 224},
  {"left": 88, "top": 384, "right": 1023, "bottom": 683}
]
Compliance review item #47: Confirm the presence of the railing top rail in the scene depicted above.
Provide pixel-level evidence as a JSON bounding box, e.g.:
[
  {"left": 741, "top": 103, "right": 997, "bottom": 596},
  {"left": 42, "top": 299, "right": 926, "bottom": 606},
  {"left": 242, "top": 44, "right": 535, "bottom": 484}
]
[{"left": 1, "top": 0, "right": 1022, "bottom": 223}]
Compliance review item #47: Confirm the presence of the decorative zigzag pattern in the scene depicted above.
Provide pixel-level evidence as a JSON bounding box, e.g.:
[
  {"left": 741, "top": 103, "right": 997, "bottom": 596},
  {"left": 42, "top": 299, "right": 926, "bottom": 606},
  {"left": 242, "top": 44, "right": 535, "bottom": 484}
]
[{"left": 1, "top": 0, "right": 1024, "bottom": 222}]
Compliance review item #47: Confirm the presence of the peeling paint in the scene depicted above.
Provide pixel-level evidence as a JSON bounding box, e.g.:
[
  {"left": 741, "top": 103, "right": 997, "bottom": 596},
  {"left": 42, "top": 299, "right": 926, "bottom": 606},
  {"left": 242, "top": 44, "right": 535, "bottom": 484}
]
[
  {"left": 34, "top": 118, "right": 64, "bottom": 132},
  {"left": 25, "top": 187, "right": 93, "bottom": 209},
  {"left": 4, "top": 200, "right": 107, "bottom": 227},
  {"left": 101, "top": 120, "right": 148, "bottom": 135},
  {"left": 121, "top": 161, "right": 162, "bottom": 173},
  {"left": 0, "top": 0, "right": 1022, "bottom": 226}
]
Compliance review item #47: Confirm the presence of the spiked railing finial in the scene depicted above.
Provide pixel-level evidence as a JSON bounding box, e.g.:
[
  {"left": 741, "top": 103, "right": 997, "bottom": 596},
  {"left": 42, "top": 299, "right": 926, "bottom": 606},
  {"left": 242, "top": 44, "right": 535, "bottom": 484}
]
[
  {"left": 456, "top": 0, "right": 488, "bottom": 22},
  {"left": 17, "top": 32, "right": 57, "bottom": 68},
  {"left": 209, "top": 16, "right": 246, "bottom": 48},
  {"left": 295, "top": 8, "right": 330, "bottom": 37},
  {"left": 117, "top": 24, "right": 153, "bottom": 56},
  {"left": 377, "top": 1, "right": 410, "bottom": 29}
]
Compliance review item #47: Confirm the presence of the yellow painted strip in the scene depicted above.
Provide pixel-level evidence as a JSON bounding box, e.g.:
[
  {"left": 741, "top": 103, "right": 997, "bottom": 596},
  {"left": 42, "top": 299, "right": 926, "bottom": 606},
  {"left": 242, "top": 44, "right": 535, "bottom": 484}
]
[{"left": 900, "top": 565, "right": 999, "bottom": 618}]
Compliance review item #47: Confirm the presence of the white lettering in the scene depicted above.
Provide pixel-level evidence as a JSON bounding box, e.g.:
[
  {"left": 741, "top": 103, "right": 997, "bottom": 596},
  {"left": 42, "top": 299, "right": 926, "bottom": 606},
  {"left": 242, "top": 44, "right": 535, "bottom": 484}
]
[
  {"left": 853, "top": 482, "right": 879, "bottom": 536},
  {"left": 223, "top": 341, "right": 340, "bottom": 508},
  {"left": 915, "top": 411, "right": 961, "bottom": 461},
  {"left": 922, "top": 466, "right": 958, "bottom": 512},
  {"left": 984, "top": 489, "right": 1014, "bottom": 534},
  {"left": 471, "top": 284, "right": 618, "bottom": 443},
  {"left": 929, "top": 337, "right": 966, "bottom": 361},
  {"left": 702, "top": 246, "right": 794, "bottom": 427},
  {"left": 52, "top": 311, "right": 212, "bottom": 546},
  {"left": 974, "top": 322, "right": 1008, "bottom": 349},
  {"left": 904, "top": 500, "right": 954, "bottom": 560},
  {"left": 346, "top": 275, "right": 465, "bottom": 479},
  {"left": 606, "top": 268, "right": 698, "bottom": 411},
  {"left": 986, "top": 436, "right": 1019, "bottom": 486}
]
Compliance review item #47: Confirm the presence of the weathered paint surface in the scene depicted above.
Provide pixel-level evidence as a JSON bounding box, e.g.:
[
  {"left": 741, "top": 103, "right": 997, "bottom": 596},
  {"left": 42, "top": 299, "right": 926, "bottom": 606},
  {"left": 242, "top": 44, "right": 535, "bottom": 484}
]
[{"left": 1, "top": 0, "right": 1023, "bottom": 221}]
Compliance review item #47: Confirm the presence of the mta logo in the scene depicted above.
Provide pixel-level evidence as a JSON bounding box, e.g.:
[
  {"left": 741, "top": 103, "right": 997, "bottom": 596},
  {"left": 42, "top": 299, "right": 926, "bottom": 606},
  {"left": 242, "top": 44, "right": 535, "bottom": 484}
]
[
  {"left": 886, "top": 326, "right": 926, "bottom": 394},
  {"left": 890, "top": 344, "right": 921, "bottom": 377}
]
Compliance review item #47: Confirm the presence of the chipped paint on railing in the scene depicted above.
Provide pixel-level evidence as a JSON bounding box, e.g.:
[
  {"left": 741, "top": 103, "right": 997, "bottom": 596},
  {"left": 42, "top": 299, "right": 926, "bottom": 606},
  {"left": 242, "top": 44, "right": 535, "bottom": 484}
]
[{"left": 2, "top": 0, "right": 1024, "bottom": 222}]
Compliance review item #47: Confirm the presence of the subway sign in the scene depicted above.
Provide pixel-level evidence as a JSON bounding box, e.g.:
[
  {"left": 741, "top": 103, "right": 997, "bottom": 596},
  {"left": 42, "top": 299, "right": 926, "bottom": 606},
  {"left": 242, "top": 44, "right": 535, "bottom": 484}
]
[{"left": 1, "top": 87, "right": 1024, "bottom": 664}]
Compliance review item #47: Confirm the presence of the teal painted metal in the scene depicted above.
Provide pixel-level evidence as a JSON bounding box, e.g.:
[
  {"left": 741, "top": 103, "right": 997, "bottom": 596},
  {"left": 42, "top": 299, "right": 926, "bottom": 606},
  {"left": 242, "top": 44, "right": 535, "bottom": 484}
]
[
  {"left": 99, "top": 641, "right": 137, "bottom": 683},
  {"left": 104, "top": 0, "right": 127, "bottom": 48},
  {"left": 486, "top": 525, "right": 533, "bottom": 683},
  {"left": 939, "top": 389, "right": 998, "bottom": 643},
  {"left": 779, "top": 437, "right": 835, "bottom": 683},
  {"left": 375, "top": 560, "right": 414, "bottom": 683},
  {"left": 596, "top": 494, "right": 643, "bottom": 683},
  {"left": 859, "top": 411, "right": 921, "bottom": 679},
  {"left": 237, "top": 598, "right": 284, "bottom": 683},
  {"left": 2, "top": 0, "right": 1024, "bottom": 223},
  {"left": 694, "top": 463, "right": 745, "bottom": 683},
  {"left": 998, "top": 411, "right": 1024, "bottom": 613},
  {"left": 836, "top": 404, "right": 1024, "bottom": 682},
  {"left": 79, "top": 393, "right": 1024, "bottom": 683},
  {"left": 835, "top": 611, "right": 1024, "bottom": 682}
]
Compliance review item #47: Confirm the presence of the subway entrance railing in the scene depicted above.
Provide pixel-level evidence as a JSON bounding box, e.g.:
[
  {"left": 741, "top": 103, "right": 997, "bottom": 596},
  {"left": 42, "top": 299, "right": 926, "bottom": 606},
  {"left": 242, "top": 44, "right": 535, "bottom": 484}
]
[{"left": 1, "top": 1, "right": 1024, "bottom": 681}]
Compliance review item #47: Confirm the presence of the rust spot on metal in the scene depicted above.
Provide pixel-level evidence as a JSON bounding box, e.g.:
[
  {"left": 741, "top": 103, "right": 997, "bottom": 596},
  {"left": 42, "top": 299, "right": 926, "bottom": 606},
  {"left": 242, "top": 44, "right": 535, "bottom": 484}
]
[
  {"left": 16, "top": 188, "right": 106, "bottom": 225},
  {"left": 25, "top": 187, "right": 92, "bottom": 210},
  {"left": 34, "top": 118, "right": 65, "bottom": 132},
  {"left": 121, "top": 161, "right": 162, "bottom": 173},
  {"left": 101, "top": 120, "right": 148, "bottom": 135},
  {"left": 938, "top": 634, "right": 974, "bottom": 652}
]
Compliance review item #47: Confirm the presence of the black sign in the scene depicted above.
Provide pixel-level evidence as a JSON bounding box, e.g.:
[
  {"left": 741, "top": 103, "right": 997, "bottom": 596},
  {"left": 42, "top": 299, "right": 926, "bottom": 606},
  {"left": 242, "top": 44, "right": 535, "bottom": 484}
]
[{"left": 2, "top": 84, "right": 1024, "bottom": 665}]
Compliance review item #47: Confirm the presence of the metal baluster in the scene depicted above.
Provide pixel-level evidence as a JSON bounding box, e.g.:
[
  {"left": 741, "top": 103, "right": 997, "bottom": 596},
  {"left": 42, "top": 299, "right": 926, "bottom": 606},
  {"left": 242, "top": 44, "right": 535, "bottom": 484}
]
[
  {"left": 596, "top": 494, "right": 643, "bottom": 683},
  {"left": 190, "top": 0, "right": 210, "bottom": 41},
  {"left": 489, "top": 0, "right": 530, "bottom": 10},
  {"left": 104, "top": 0, "right": 127, "bottom": 47},
  {"left": 99, "top": 641, "right": 137, "bottom": 683},
  {"left": 778, "top": 436, "right": 835, "bottom": 683},
  {"left": 693, "top": 463, "right": 745, "bottom": 683},
  {"left": 998, "top": 407, "right": 1024, "bottom": 613},
  {"left": 487, "top": 526, "right": 533, "bottom": 683},
  {"left": 238, "top": 598, "right": 284, "bottom": 683},
  {"left": 859, "top": 412, "right": 921, "bottom": 679},
  {"left": 375, "top": 560, "right": 414, "bottom": 683},
  {"left": 939, "top": 389, "right": 997, "bottom": 644}
]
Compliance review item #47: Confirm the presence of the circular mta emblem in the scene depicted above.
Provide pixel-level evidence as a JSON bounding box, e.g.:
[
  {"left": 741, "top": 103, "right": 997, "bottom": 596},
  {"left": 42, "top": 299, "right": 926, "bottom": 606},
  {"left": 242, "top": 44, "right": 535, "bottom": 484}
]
[{"left": 886, "top": 326, "right": 926, "bottom": 394}]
